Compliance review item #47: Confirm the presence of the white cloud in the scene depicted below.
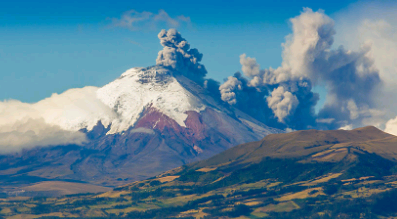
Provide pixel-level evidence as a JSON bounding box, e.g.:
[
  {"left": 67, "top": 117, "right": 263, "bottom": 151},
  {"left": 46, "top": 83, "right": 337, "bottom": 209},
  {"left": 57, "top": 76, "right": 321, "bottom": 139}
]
[
  {"left": 0, "top": 118, "right": 87, "bottom": 154},
  {"left": 339, "top": 124, "right": 353, "bottom": 130},
  {"left": 219, "top": 76, "right": 243, "bottom": 105},
  {"left": 267, "top": 86, "right": 299, "bottom": 123},
  {"left": 337, "top": 17, "right": 397, "bottom": 89},
  {"left": 282, "top": 8, "right": 335, "bottom": 81},
  {"left": 385, "top": 117, "right": 397, "bottom": 136},
  {"left": 333, "top": 1, "right": 397, "bottom": 131},
  {"left": 334, "top": 2, "right": 397, "bottom": 86},
  {"left": 109, "top": 9, "right": 191, "bottom": 31},
  {"left": 347, "top": 99, "right": 359, "bottom": 120},
  {"left": 240, "top": 54, "right": 260, "bottom": 77},
  {"left": 0, "top": 86, "right": 116, "bottom": 153}
]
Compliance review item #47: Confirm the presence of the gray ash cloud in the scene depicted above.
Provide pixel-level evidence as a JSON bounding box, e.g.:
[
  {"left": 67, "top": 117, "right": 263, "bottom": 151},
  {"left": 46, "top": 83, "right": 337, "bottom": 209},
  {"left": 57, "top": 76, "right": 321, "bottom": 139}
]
[
  {"left": 217, "top": 8, "right": 382, "bottom": 130},
  {"left": 156, "top": 29, "right": 207, "bottom": 85}
]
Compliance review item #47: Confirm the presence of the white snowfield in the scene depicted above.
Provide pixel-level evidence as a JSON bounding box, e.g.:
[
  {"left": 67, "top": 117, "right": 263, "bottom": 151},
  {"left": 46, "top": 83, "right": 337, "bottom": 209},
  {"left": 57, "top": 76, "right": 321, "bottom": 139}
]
[
  {"left": 0, "top": 66, "right": 207, "bottom": 144},
  {"left": 32, "top": 66, "right": 207, "bottom": 134},
  {"left": 96, "top": 66, "right": 206, "bottom": 134}
]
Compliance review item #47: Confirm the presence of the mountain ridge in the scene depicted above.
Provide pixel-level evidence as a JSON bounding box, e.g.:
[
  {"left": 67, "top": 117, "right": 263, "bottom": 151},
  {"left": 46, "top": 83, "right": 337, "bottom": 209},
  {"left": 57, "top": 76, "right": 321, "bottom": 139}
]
[{"left": 193, "top": 126, "right": 396, "bottom": 168}]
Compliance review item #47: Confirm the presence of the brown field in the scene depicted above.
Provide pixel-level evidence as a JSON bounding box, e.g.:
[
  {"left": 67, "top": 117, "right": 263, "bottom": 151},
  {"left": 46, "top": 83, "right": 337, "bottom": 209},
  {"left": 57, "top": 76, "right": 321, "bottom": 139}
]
[
  {"left": 22, "top": 181, "right": 112, "bottom": 196},
  {"left": 302, "top": 173, "right": 343, "bottom": 186},
  {"left": 196, "top": 167, "right": 217, "bottom": 172},
  {"left": 277, "top": 187, "right": 324, "bottom": 201},
  {"left": 157, "top": 175, "right": 180, "bottom": 183},
  {"left": 257, "top": 201, "right": 300, "bottom": 213}
]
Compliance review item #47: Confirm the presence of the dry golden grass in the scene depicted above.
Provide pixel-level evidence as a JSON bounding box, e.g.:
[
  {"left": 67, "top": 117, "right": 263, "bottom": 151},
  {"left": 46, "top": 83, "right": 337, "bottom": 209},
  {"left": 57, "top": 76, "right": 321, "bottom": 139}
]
[
  {"left": 1, "top": 207, "right": 12, "bottom": 214},
  {"left": 251, "top": 211, "right": 269, "bottom": 218},
  {"left": 244, "top": 201, "right": 262, "bottom": 206},
  {"left": 311, "top": 148, "right": 348, "bottom": 162},
  {"left": 179, "top": 208, "right": 209, "bottom": 219},
  {"left": 343, "top": 187, "right": 390, "bottom": 198},
  {"left": 286, "top": 180, "right": 311, "bottom": 187},
  {"left": 180, "top": 209, "right": 200, "bottom": 214},
  {"left": 359, "top": 176, "right": 374, "bottom": 180},
  {"left": 157, "top": 175, "right": 179, "bottom": 183},
  {"left": 155, "top": 167, "right": 183, "bottom": 178},
  {"left": 196, "top": 167, "right": 217, "bottom": 172},
  {"left": 342, "top": 178, "right": 358, "bottom": 182},
  {"left": 385, "top": 180, "right": 397, "bottom": 186},
  {"left": 312, "top": 148, "right": 346, "bottom": 158},
  {"left": 267, "top": 182, "right": 281, "bottom": 188},
  {"left": 211, "top": 175, "right": 227, "bottom": 184},
  {"left": 233, "top": 216, "right": 251, "bottom": 219},
  {"left": 83, "top": 209, "right": 107, "bottom": 217},
  {"left": 24, "top": 204, "right": 36, "bottom": 208},
  {"left": 192, "top": 210, "right": 208, "bottom": 219},
  {"left": 97, "top": 190, "right": 130, "bottom": 198},
  {"left": 164, "top": 194, "right": 197, "bottom": 206},
  {"left": 341, "top": 176, "right": 374, "bottom": 184},
  {"left": 4, "top": 197, "right": 30, "bottom": 201},
  {"left": 6, "top": 212, "right": 78, "bottom": 219},
  {"left": 16, "top": 207, "right": 30, "bottom": 213},
  {"left": 358, "top": 180, "right": 382, "bottom": 185},
  {"left": 277, "top": 187, "right": 324, "bottom": 201},
  {"left": 302, "top": 173, "right": 343, "bottom": 186}
]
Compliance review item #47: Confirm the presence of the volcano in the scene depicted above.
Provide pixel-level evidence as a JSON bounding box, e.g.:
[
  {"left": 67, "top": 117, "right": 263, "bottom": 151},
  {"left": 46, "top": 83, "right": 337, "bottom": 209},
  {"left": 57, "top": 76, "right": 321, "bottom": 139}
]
[
  {"left": 66, "top": 65, "right": 280, "bottom": 186},
  {"left": 0, "top": 31, "right": 280, "bottom": 195}
]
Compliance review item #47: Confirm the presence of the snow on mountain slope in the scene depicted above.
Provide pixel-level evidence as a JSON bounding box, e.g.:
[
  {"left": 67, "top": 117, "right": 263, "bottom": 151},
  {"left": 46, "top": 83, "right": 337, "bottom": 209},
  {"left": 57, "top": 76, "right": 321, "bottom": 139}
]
[
  {"left": 0, "top": 64, "right": 277, "bottom": 143},
  {"left": 96, "top": 66, "right": 206, "bottom": 134},
  {"left": 94, "top": 65, "right": 280, "bottom": 138}
]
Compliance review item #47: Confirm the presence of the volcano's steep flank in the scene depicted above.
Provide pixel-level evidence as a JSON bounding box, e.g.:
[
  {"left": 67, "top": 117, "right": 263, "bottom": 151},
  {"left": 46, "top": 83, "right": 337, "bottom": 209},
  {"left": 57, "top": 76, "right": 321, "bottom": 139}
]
[{"left": 4, "top": 126, "right": 397, "bottom": 218}]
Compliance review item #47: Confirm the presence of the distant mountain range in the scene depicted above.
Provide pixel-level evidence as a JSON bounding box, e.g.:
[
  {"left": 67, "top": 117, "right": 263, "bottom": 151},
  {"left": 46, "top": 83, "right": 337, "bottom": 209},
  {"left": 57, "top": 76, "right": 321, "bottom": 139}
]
[
  {"left": 3, "top": 126, "right": 397, "bottom": 218},
  {"left": 0, "top": 66, "right": 280, "bottom": 196}
]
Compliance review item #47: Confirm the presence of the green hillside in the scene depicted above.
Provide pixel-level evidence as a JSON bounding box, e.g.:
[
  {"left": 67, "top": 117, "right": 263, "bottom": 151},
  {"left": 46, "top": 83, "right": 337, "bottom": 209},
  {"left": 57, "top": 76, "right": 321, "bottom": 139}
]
[{"left": 2, "top": 126, "right": 397, "bottom": 218}]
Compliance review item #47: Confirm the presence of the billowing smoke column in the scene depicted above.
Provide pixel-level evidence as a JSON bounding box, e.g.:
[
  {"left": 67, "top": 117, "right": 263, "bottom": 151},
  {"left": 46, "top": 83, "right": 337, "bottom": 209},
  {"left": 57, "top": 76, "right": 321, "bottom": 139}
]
[
  {"left": 156, "top": 29, "right": 207, "bottom": 84},
  {"left": 219, "top": 8, "right": 381, "bottom": 130}
]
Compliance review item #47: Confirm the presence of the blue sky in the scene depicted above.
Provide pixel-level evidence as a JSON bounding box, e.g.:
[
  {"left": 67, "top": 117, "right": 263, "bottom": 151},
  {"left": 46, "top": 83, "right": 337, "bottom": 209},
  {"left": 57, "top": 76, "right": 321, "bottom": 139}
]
[{"left": 0, "top": 0, "right": 368, "bottom": 105}]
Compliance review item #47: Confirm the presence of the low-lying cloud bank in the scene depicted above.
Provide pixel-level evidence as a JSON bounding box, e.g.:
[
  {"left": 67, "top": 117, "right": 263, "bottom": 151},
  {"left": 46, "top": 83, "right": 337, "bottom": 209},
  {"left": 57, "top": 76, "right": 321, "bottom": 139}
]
[
  {"left": 0, "top": 87, "right": 116, "bottom": 153},
  {"left": 0, "top": 118, "right": 87, "bottom": 154}
]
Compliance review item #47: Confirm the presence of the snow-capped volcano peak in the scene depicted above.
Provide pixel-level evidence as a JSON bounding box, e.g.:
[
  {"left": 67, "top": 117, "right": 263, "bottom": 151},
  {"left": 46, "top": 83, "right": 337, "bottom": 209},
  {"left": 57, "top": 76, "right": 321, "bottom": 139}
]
[
  {"left": 0, "top": 28, "right": 279, "bottom": 155},
  {"left": 0, "top": 29, "right": 281, "bottom": 188},
  {"left": 96, "top": 66, "right": 206, "bottom": 134}
]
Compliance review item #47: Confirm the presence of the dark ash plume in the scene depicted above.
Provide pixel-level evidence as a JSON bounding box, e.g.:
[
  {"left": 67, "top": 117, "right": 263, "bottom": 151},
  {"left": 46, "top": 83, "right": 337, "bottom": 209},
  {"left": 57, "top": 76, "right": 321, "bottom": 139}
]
[{"left": 156, "top": 29, "right": 207, "bottom": 84}]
